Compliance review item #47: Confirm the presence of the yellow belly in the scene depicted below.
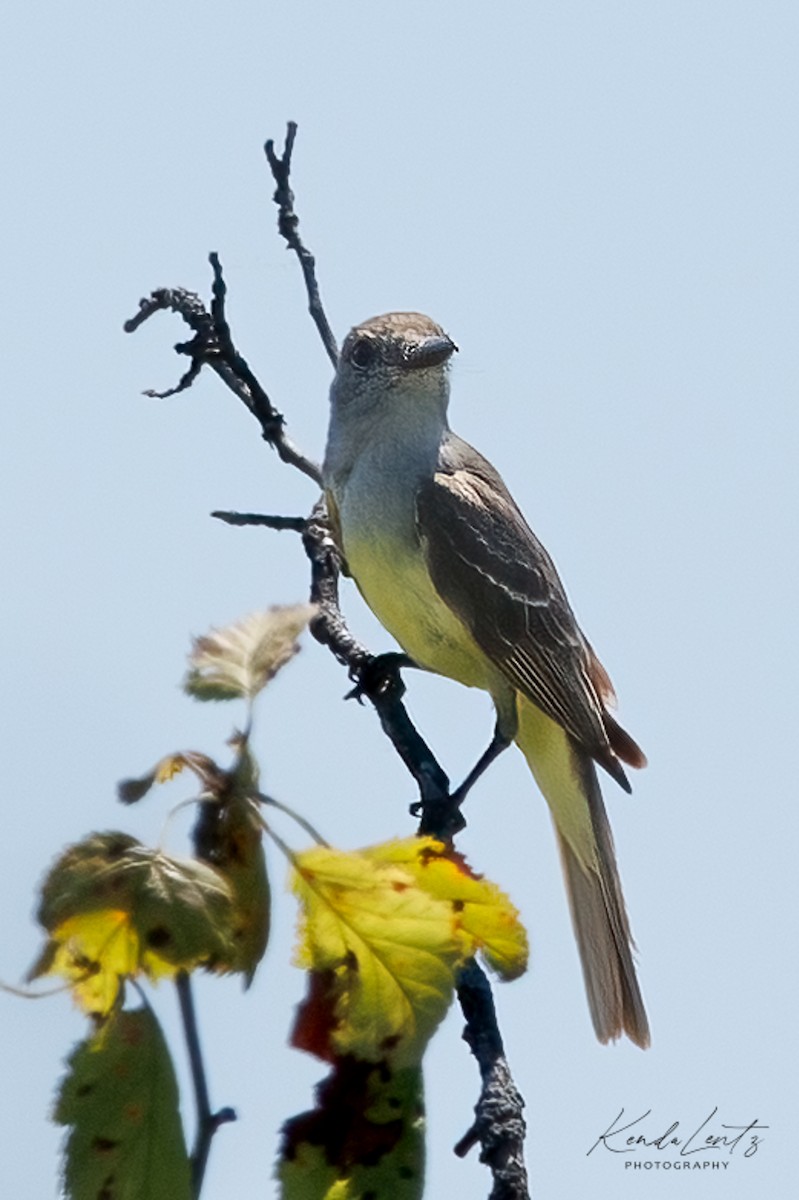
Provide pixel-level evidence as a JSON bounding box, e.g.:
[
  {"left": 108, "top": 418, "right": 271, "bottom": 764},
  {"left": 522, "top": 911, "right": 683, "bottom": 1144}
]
[
  {"left": 344, "top": 531, "right": 501, "bottom": 695},
  {"left": 348, "top": 531, "right": 596, "bottom": 864}
]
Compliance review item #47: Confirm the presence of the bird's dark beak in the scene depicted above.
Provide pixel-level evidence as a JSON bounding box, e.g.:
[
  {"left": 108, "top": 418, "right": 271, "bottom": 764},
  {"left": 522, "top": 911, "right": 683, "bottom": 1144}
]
[{"left": 405, "top": 335, "right": 458, "bottom": 369}]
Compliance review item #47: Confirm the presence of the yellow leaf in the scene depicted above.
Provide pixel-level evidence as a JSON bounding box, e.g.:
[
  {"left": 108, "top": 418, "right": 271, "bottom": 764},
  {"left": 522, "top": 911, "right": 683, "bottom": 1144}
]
[
  {"left": 46, "top": 910, "right": 139, "bottom": 1015},
  {"left": 368, "top": 838, "right": 529, "bottom": 981},
  {"left": 290, "top": 846, "right": 469, "bottom": 1068},
  {"left": 155, "top": 755, "right": 190, "bottom": 784}
]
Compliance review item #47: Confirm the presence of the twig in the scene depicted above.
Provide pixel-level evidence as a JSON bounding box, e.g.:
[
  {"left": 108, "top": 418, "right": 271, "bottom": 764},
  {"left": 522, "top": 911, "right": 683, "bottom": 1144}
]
[
  {"left": 212, "top": 511, "right": 306, "bottom": 531},
  {"left": 265, "top": 122, "right": 339, "bottom": 368},
  {"left": 175, "top": 971, "right": 236, "bottom": 1198},
  {"left": 260, "top": 128, "right": 459, "bottom": 831},
  {"left": 300, "top": 498, "right": 369, "bottom": 671},
  {"left": 124, "top": 257, "right": 321, "bottom": 486},
  {"left": 455, "top": 960, "right": 530, "bottom": 1199}
]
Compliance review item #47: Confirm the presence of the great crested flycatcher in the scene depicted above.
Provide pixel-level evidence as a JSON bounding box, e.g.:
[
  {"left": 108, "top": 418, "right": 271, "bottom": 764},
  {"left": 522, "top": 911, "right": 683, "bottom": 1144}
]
[{"left": 323, "top": 311, "right": 649, "bottom": 1048}]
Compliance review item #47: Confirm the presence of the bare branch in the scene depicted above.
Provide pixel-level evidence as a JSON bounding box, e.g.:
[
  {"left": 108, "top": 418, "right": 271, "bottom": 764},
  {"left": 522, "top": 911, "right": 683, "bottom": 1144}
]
[
  {"left": 300, "top": 498, "right": 368, "bottom": 672},
  {"left": 264, "top": 122, "right": 339, "bottom": 368},
  {"left": 212, "top": 511, "right": 306, "bottom": 532},
  {"left": 455, "top": 960, "right": 530, "bottom": 1199},
  {"left": 124, "top": 285, "right": 212, "bottom": 336},
  {"left": 124, "top": 259, "right": 322, "bottom": 486}
]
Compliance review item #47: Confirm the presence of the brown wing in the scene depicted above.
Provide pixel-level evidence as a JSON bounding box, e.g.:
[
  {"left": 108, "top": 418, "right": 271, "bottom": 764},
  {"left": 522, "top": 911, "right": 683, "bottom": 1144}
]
[{"left": 416, "top": 433, "right": 644, "bottom": 788}]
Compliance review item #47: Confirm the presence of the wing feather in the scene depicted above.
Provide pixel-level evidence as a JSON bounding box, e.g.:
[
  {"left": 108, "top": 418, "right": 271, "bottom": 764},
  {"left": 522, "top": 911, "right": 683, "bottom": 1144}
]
[{"left": 416, "top": 433, "right": 643, "bottom": 783}]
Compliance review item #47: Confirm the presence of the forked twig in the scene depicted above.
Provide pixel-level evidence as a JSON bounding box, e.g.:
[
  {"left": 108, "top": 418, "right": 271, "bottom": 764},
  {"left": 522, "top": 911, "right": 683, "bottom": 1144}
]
[{"left": 124, "top": 255, "right": 321, "bottom": 485}]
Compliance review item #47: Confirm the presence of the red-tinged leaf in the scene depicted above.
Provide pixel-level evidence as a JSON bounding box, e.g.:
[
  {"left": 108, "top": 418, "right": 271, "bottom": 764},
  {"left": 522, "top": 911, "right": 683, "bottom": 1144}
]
[
  {"left": 279, "top": 1061, "right": 424, "bottom": 1199},
  {"left": 290, "top": 968, "right": 339, "bottom": 1062}
]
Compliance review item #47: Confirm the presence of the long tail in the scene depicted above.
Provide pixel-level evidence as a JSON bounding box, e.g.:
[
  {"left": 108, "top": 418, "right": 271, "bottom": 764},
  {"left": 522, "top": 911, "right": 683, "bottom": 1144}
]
[{"left": 515, "top": 695, "right": 650, "bottom": 1048}]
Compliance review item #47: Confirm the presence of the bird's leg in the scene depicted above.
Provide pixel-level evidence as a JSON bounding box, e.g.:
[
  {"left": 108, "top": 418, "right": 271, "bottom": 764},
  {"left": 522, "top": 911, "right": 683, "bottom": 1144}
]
[
  {"left": 349, "top": 653, "right": 463, "bottom": 837},
  {"left": 449, "top": 720, "right": 513, "bottom": 808}
]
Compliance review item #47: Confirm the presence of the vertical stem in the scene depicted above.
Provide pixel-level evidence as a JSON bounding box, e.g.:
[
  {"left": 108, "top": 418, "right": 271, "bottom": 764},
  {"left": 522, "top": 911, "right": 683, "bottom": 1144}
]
[{"left": 176, "top": 971, "right": 235, "bottom": 1198}]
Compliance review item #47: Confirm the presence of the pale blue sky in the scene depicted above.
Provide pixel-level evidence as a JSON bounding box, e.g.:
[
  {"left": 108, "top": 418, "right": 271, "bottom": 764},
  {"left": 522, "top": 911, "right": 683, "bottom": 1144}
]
[{"left": 1, "top": 3, "right": 796, "bottom": 1197}]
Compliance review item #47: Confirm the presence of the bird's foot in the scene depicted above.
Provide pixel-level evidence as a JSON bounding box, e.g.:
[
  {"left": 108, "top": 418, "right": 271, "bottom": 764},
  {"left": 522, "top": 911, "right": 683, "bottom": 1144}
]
[{"left": 346, "top": 652, "right": 416, "bottom": 704}]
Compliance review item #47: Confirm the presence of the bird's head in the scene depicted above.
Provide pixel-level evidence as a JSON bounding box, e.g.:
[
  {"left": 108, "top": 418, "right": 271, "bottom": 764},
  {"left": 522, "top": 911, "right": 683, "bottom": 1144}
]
[
  {"left": 331, "top": 312, "right": 457, "bottom": 411},
  {"left": 324, "top": 313, "right": 457, "bottom": 483}
]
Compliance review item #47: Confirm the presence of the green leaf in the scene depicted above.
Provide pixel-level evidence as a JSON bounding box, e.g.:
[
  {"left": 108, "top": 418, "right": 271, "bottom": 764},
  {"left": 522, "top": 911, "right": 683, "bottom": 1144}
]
[
  {"left": 31, "top": 833, "right": 237, "bottom": 1012},
  {"left": 184, "top": 605, "right": 316, "bottom": 702},
  {"left": 55, "top": 1007, "right": 191, "bottom": 1200},
  {"left": 196, "top": 791, "right": 271, "bottom": 986}
]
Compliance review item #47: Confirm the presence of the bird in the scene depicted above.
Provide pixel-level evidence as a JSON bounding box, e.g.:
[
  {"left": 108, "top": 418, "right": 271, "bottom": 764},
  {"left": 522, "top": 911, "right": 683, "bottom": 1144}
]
[{"left": 322, "top": 311, "right": 649, "bottom": 1048}]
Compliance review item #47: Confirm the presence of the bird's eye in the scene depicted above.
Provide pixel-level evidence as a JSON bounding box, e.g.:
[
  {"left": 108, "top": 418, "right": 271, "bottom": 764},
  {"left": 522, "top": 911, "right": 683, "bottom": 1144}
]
[{"left": 349, "top": 337, "right": 376, "bottom": 369}]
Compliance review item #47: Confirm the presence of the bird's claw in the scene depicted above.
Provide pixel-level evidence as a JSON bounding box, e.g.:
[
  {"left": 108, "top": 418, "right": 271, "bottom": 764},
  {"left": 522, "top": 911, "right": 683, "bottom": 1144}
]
[{"left": 346, "top": 652, "right": 415, "bottom": 703}]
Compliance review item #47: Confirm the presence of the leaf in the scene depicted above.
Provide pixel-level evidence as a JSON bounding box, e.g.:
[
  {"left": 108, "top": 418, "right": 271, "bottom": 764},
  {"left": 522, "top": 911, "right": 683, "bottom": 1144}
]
[
  {"left": 282, "top": 840, "right": 526, "bottom": 1196},
  {"left": 120, "top": 738, "right": 272, "bottom": 985},
  {"left": 279, "top": 1062, "right": 424, "bottom": 1200},
  {"left": 55, "top": 1006, "right": 191, "bottom": 1200},
  {"left": 194, "top": 791, "right": 270, "bottom": 986},
  {"left": 290, "top": 845, "right": 469, "bottom": 1069},
  {"left": 117, "top": 752, "right": 222, "bottom": 805},
  {"left": 184, "top": 605, "right": 316, "bottom": 702},
  {"left": 369, "top": 838, "right": 529, "bottom": 981},
  {"left": 30, "top": 832, "right": 237, "bottom": 1013},
  {"left": 37, "top": 911, "right": 141, "bottom": 1015}
]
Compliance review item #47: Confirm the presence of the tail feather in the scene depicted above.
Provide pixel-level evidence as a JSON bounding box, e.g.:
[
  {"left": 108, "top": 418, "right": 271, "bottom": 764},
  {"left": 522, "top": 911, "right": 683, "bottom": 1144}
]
[
  {"left": 515, "top": 696, "right": 650, "bottom": 1048},
  {"left": 557, "top": 760, "right": 650, "bottom": 1047},
  {"left": 604, "top": 711, "right": 648, "bottom": 771}
]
